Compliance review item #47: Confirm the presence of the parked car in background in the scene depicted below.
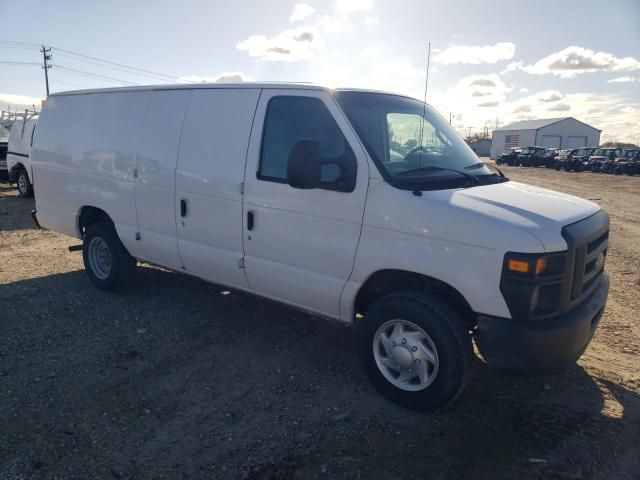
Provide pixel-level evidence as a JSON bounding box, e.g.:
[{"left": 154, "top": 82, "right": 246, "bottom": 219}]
[
  {"left": 517, "top": 146, "right": 546, "bottom": 167},
  {"left": 587, "top": 148, "right": 620, "bottom": 173},
  {"left": 554, "top": 149, "right": 578, "bottom": 170},
  {"left": 31, "top": 83, "right": 610, "bottom": 411},
  {"left": 0, "top": 126, "right": 9, "bottom": 175},
  {"left": 7, "top": 115, "right": 38, "bottom": 197},
  {"left": 496, "top": 147, "right": 522, "bottom": 166},
  {"left": 568, "top": 147, "right": 596, "bottom": 172},
  {"left": 613, "top": 149, "right": 640, "bottom": 176},
  {"left": 539, "top": 148, "right": 559, "bottom": 168}
]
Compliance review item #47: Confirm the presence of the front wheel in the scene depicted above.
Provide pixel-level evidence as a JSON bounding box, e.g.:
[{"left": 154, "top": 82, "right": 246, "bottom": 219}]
[
  {"left": 16, "top": 169, "right": 34, "bottom": 198},
  {"left": 82, "top": 222, "right": 137, "bottom": 291},
  {"left": 356, "top": 292, "right": 473, "bottom": 410}
]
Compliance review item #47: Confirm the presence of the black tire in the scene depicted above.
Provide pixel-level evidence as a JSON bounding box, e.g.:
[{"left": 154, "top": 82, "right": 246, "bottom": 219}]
[
  {"left": 356, "top": 291, "right": 473, "bottom": 411},
  {"left": 16, "top": 168, "right": 34, "bottom": 198},
  {"left": 82, "top": 222, "right": 136, "bottom": 292},
  {"left": 554, "top": 162, "right": 561, "bottom": 171}
]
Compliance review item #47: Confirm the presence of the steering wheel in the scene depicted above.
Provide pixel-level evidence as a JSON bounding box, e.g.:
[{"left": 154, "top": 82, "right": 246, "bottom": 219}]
[{"left": 404, "top": 146, "right": 435, "bottom": 169}]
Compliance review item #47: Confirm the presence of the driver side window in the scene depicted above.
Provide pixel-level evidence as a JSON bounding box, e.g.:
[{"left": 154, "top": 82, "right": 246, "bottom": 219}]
[{"left": 259, "top": 96, "right": 353, "bottom": 184}]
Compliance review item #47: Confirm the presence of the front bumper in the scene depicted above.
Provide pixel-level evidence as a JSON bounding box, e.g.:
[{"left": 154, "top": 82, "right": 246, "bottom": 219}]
[{"left": 475, "top": 273, "right": 609, "bottom": 371}]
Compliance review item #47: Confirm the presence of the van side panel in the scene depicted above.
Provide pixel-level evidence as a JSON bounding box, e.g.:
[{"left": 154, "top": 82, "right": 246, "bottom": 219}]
[
  {"left": 175, "top": 88, "right": 260, "bottom": 288},
  {"left": 135, "top": 89, "right": 191, "bottom": 268},
  {"left": 32, "top": 92, "right": 150, "bottom": 255}
]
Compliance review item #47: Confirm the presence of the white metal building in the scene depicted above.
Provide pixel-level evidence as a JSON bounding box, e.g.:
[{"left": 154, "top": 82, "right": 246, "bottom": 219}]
[
  {"left": 467, "top": 138, "right": 492, "bottom": 157},
  {"left": 490, "top": 117, "right": 601, "bottom": 159}
]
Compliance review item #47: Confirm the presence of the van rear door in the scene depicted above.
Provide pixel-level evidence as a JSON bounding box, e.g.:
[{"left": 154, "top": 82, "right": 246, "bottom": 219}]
[
  {"left": 175, "top": 88, "right": 260, "bottom": 288},
  {"left": 242, "top": 89, "right": 369, "bottom": 318}
]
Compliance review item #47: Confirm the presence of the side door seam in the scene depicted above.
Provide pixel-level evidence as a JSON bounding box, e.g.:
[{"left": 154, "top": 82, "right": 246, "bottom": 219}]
[
  {"left": 132, "top": 91, "right": 154, "bottom": 247},
  {"left": 239, "top": 88, "right": 264, "bottom": 285},
  {"left": 173, "top": 89, "right": 195, "bottom": 270}
]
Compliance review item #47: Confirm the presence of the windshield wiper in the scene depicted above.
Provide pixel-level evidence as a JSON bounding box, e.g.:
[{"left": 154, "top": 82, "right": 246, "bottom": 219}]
[
  {"left": 465, "top": 161, "right": 508, "bottom": 180},
  {"left": 396, "top": 166, "right": 481, "bottom": 185}
]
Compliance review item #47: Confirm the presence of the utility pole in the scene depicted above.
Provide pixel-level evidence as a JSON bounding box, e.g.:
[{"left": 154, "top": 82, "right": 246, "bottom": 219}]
[
  {"left": 41, "top": 45, "right": 52, "bottom": 96},
  {"left": 449, "top": 112, "right": 453, "bottom": 125},
  {"left": 468, "top": 127, "right": 472, "bottom": 138},
  {"left": 495, "top": 117, "right": 499, "bottom": 131}
]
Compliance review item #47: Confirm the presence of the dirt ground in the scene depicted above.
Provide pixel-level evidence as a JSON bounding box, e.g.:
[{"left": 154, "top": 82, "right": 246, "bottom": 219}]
[{"left": 1, "top": 165, "right": 639, "bottom": 480}]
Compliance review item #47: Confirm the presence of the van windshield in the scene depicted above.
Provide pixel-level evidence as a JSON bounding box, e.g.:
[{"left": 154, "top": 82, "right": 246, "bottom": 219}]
[{"left": 334, "top": 91, "right": 506, "bottom": 190}]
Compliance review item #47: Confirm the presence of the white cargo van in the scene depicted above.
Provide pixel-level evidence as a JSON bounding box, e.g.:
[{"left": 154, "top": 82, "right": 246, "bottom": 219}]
[
  {"left": 31, "top": 84, "right": 609, "bottom": 410},
  {"left": 7, "top": 116, "right": 38, "bottom": 197}
]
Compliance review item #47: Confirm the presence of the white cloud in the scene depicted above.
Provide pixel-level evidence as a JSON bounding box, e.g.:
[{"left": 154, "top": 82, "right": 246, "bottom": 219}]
[
  {"left": 178, "top": 72, "right": 253, "bottom": 83},
  {"left": 236, "top": 26, "right": 319, "bottom": 62},
  {"left": 500, "top": 61, "right": 522, "bottom": 75},
  {"left": 335, "top": 0, "right": 373, "bottom": 13},
  {"left": 547, "top": 102, "right": 570, "bottom": 112},
  {"left": 364, "top": 16, "right": 380, "bottom": 25},
  {"left": 433, "top": 42, "right": 515, "bottom": 65},
  {"left": 316, "top": 14, "right": 348, "bottom": 33},
  {"left": 360, "top": 46, "right": 382, "bottom": 57},
  {"left": 537, "top": 90, "right": 564, "bottom": 102},
  {"left": 607, "top": 76, "right": 636, "bottom": 83},
  {"left": 289, "top": 3, "right": 315, "bottom": 22},
  {"left": 517, "top": 46, "right": 640, "bottom": 78},
  {"left": 519, "top": 87, "right": 529, "bottom": 93}
]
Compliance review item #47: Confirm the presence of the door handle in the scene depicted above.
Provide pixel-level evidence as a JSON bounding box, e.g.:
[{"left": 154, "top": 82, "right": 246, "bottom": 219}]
[
  {"left": 247, "top": 211, "right": 254, "bottom": 231},
  {"left": 180, "top": 199, "right": 188, "bottom": 217}
]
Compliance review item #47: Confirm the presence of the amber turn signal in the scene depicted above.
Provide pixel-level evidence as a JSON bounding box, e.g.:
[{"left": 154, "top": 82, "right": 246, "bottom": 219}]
[{"left": 508, "top": 259, "right": 530, "bottom": 273}]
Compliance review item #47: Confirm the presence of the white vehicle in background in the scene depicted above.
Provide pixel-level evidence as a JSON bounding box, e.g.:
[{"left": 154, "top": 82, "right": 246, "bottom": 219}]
[
  {"left": 0, "top": 126, "right": 9, "bottom": 175},
  {"left": 7, "top": 113, "right": 38, "bottom": 197},
  {"left": 31, "top": 83, "right": 609, "bottom": 410}
]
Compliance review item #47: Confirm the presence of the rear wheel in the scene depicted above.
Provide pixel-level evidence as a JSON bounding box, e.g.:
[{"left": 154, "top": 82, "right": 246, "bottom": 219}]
[
  {"left": 16, "top": 169, "right": 33, "bottom": 198},
  {"left": 554, "top": 162, "right": 562, "bottom": 171},
  {"left": 82, "top": 222, "right": 136, "bottom": 291},
  {"left": 356, "top": 292, "right": 473, "bottom": 410}
]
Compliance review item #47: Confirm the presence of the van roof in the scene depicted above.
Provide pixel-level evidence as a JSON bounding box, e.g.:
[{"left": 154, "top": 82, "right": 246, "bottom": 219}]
[{"left": 49, "top": 82, "right": 416, "bottom": 99}]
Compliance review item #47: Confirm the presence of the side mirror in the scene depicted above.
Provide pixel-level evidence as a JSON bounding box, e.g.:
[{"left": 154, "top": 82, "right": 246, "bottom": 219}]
[{"left": 287, "top": 139, "right": 357, "bottom": 192}]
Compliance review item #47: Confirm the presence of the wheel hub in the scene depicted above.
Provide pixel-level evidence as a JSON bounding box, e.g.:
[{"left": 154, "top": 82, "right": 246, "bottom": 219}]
[
  {"left": 391, "top": 345, "right": 414, "bottom": 369},
  {"left": 372, "top": 319, "right": 439, "bottom": 392},
  {"left": 88, "top": 237, "right": 112, "bottom": 280}
]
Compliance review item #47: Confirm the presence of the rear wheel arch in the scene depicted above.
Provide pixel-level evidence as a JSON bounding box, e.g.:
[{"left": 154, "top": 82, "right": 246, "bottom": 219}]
[
  {"left": 353, "top": 269, "right": 476, "bottom": 329},
  {"left": 78, "top": 206, "right": 114, "bottom": 238},
  {"left": 8, "top": 162, "right": 25, "bottom": 182}
]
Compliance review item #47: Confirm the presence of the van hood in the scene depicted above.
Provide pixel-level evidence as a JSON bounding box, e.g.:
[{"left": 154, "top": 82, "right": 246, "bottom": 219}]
[
  {"left": 365, "top": 180, "right": 601, "bottom": 253},
  {"left": 440, "top": 181, "right": 600, "bottom": 251}
]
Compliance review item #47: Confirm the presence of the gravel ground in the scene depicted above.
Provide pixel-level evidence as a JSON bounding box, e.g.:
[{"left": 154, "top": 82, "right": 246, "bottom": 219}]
[{"left": 1, "top": 165, "right": 639, "bottom": 480}]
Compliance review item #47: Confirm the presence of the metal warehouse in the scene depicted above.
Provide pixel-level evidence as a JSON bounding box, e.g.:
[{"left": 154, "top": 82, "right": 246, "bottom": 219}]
[
  {"left": 490, "top": 117, "right": 601, "bottom": 159},
  {"left": 467, "top": 138, "right": 492, "bottom": 157}
]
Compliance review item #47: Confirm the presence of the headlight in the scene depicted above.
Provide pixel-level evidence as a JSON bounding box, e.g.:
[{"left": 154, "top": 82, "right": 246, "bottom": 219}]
[{"left": 501, "top": 252, "right": 568, "bottom": 320}]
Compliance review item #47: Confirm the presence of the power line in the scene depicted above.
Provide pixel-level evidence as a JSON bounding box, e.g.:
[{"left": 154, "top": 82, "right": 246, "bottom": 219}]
[
  {"left": 52, "top": 47, "right": 188, "bottom": 82},
  {"left": 0, "top": 41, "right": 42, "bottom": 47},
  {"left": 53, "top": 51, "right": 179, "bottom": 82},
  {"left": 0, "top": 60, "right": 41, "bottom": 65},
  {"left": 1, "top": 40, "right": 192, "bottom": 88},
  {"left": 54, "top": 64, "right": 140, "bottom": 86}
]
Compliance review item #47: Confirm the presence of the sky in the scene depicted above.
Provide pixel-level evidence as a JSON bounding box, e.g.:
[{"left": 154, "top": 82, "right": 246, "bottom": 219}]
[{"left": 1, "top": 0, "right": 639, "bottom": 143}]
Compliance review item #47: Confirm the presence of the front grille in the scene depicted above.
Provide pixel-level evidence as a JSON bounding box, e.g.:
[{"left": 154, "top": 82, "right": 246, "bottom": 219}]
[{"left": 561, "top": 210, "right": 610, "bottom": 312}]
